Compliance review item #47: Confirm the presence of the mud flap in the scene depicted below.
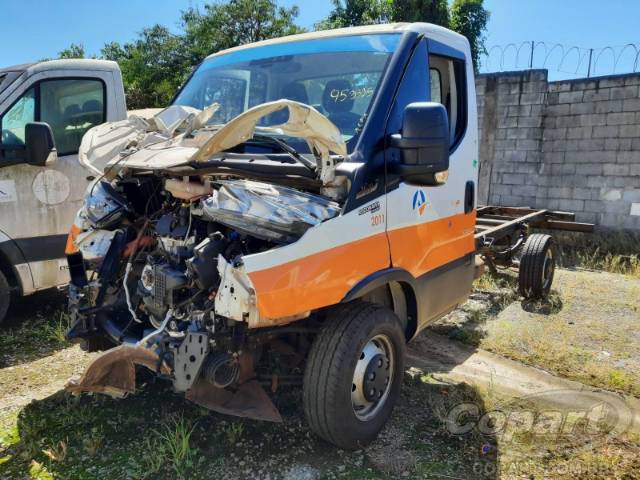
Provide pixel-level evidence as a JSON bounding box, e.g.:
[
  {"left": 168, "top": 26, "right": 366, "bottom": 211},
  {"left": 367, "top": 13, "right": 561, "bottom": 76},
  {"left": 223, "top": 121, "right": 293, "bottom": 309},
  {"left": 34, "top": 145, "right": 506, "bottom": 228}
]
[
  {"left": 186, "top": 379, "right": 283, "bottom": 423},
  {"left": 66, "top": 345, "right": 169, "bottom": 397}
]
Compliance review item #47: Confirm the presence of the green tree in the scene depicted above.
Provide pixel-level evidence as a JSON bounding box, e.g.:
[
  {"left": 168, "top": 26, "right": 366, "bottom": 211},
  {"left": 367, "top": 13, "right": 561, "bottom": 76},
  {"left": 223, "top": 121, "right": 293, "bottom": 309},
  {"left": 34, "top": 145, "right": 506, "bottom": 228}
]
[
  {"left": 101, "top": 25, "right": 187, "bottom": 108},
  {"left": 317, "top": 0, "right": 489, "bottom": 71},
  {"left": 391, "top": 0, "right": 449, "bottom": 26},
  {"left": 449, "top": 0, "right": 490, "bottom": 72},
  {"left": 102, "top": 0, "right": 303, "bottom": 109},
  {"left": 57, "top": 43, "right": 87, "bottom": 59},
  {"left": 315, "top": 0, "right": 393, "bottom": 29},
  {"left": 182, "top": 0, "right": 304, "bottom": 66}
]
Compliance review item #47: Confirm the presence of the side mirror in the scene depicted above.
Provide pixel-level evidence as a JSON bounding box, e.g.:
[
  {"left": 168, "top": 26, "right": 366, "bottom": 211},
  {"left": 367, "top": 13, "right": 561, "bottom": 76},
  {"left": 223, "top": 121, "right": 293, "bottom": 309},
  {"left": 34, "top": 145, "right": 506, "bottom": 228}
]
[
  {"left": 25, "top": 122, "right": 57, "bottom": 166},
  {"left": 389, "top": 102, "right": 450, "bottom": 185}
]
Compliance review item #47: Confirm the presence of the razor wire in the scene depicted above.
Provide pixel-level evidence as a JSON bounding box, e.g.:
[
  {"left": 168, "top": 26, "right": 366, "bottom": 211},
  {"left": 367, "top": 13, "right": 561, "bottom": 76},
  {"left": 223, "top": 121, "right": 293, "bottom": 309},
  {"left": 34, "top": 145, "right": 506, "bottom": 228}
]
[{"left": 480, "top": 41, "right": 640, "bottom": 78}]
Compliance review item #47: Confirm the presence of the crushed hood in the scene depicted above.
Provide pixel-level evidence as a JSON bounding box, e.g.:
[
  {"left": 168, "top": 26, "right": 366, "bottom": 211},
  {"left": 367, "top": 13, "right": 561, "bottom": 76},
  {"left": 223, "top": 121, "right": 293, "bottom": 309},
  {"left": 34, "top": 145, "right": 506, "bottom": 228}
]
[{"left": 79, "top": 100, "right": 347, "bottom": 184}]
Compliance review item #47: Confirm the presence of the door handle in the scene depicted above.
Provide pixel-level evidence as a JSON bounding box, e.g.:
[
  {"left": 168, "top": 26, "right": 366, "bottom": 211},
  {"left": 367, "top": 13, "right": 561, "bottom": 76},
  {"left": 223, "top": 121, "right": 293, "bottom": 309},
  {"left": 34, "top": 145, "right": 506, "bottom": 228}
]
[{"left": 464, "top": 181, "right": 474, "bottom": 214}]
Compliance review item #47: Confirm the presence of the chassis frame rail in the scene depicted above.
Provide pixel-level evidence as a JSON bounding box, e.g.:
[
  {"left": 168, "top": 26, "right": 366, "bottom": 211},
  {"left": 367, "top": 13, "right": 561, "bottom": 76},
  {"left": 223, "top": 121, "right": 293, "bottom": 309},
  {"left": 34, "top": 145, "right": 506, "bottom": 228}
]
[{"left": 475, "top": 205, "right": 593, "bottom": 270}]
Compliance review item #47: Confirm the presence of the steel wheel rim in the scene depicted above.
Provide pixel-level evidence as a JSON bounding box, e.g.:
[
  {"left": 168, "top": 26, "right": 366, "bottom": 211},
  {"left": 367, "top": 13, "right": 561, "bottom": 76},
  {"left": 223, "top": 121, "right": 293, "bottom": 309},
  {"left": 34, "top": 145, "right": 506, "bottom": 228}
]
[
  {"left": 542, "top": 248, "right": 554, "bottom": 289},
  {"left": 351, "top": 334, "right": 395, "bottom": 421}
]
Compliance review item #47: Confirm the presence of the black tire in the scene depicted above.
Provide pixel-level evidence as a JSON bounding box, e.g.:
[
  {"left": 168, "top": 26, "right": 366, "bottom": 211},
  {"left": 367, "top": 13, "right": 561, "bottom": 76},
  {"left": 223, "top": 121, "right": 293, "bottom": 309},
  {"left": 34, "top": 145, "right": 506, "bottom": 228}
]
[
  {"left": 303, "top": 301, "right": 406, "bottom": 450},
  {"left": 518, "top": 233, "right": 556, "bottom": 299},
  {"left": 0, "top": 270, "right": 11, "bottom": 325}
]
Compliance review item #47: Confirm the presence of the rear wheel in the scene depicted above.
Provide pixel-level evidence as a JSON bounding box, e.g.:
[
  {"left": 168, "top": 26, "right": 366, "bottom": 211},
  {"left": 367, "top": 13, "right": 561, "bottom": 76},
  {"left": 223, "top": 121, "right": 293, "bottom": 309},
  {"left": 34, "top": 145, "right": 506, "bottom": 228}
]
[
  {"left": 0, "top": 270, "right": 11, "bottom": 324},
  {"left": 518, "top": 233, "right": 555, "bottom": 299},
  {"left": 303, "top": 302, "right": 405, "bottom": 449}
]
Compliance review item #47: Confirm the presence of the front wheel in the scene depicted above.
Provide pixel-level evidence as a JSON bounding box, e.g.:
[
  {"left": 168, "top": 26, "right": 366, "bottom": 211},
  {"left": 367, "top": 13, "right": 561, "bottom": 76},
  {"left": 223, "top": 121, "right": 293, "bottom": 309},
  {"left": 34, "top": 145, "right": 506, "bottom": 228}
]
[{"left": 303, "top": 302, "right": 406, "bottom": 449}]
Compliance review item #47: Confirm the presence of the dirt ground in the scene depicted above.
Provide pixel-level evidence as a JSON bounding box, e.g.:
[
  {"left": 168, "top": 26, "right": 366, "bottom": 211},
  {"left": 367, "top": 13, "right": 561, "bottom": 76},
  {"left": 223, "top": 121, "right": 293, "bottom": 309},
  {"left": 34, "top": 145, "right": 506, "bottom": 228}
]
[
  {"left": 1, "top": 268, "right": 640, "bottom": 479},
  {"left": 430, "top": 268, "right": 640, "bottom": 397}
]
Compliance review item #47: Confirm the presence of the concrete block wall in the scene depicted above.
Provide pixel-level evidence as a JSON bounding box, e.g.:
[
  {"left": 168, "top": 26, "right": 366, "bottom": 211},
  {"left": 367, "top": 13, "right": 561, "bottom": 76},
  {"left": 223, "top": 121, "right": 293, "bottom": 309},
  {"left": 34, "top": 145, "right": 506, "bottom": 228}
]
[{"left": 476, "top": 70, "right": 640, "bottom": 230}]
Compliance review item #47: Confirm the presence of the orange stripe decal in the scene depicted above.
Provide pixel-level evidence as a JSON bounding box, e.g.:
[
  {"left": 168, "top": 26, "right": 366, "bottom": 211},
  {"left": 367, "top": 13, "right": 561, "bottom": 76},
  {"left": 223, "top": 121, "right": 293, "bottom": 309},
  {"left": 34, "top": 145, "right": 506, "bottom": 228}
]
[
  {"left": 248, "top": 232, "right": 390, "bottom": 320},
  {"left": 387, "top": 211, "right": 476, "bottom": 278},
  {"left": 247, "top": 211, "right": 476, "bottom": 323}
]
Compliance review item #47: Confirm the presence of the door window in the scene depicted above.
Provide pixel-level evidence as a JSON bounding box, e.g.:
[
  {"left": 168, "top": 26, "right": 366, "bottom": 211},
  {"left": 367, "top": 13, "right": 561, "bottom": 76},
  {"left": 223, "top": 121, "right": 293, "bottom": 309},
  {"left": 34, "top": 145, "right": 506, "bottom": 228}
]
[
  {"left": 40, "top": 79, "right": 105, "bottom": 155},
  {"left": 428, "top": 54, "right": 467, "bottom": 148},
  {"left": 0, "top": 78, "right": 105, "bottom": 160},
  {"left": 429, "top": 68, "right": 442, "bottom": 104},
  {"left": 0, "top": 88, "right": 35, "bottom": 146}
]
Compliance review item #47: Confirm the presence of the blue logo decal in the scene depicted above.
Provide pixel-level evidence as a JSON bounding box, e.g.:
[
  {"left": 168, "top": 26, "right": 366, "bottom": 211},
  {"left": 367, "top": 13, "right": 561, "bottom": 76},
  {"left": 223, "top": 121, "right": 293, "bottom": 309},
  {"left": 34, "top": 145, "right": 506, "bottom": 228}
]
[{"left": 412, "top": 190, "right": 427, "bottom": 215}]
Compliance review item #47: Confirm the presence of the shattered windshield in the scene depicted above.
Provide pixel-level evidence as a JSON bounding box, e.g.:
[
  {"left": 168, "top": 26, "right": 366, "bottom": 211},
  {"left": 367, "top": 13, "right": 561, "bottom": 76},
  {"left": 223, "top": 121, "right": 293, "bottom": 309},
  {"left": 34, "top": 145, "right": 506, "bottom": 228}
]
[{"left": 173, "top": 34, "right": 400, "bottom": 152}]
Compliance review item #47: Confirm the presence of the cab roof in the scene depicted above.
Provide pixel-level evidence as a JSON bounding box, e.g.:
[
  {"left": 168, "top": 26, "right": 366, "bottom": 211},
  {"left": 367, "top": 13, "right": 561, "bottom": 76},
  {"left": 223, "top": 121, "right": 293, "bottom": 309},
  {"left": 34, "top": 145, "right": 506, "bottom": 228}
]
[
  {"left": 206, "top": 23, "right": 470, "bottom": 61},
  {"left": 0, "top": 59, "right": 120, "bottom": 96},
  {"left": 0, "top": 59, "right": 120, "bottom": 75}
]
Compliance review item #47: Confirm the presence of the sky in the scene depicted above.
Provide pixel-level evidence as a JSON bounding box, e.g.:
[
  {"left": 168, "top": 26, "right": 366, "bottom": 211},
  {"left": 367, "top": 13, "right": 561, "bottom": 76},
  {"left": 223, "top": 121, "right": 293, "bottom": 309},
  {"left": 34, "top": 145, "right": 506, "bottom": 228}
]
[{"left": 2, "top": 0, "right": 640, "bottom": 80}]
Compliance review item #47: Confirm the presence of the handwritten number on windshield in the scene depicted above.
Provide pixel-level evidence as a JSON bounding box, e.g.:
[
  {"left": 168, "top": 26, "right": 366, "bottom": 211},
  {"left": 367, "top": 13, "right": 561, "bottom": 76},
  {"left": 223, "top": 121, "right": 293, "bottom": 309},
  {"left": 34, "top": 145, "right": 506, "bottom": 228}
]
[{"left": 329, "top": 87, "right": 374, "bottom": 102}]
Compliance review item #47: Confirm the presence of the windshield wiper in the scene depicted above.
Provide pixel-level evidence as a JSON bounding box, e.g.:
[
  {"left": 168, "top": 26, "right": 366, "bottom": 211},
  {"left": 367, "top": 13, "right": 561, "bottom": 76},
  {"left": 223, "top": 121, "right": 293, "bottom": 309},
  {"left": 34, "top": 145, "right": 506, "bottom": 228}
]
[{"left": 250, "top": 134, "right": 317, "bottom": 174}]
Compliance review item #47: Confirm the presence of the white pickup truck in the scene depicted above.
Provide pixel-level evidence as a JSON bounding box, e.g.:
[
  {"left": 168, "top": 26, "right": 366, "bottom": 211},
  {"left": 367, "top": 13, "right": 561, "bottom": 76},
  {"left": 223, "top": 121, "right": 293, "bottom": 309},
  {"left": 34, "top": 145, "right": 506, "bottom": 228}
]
[{"left": 0, "top": 59, "right": 128, "bottom": 322}]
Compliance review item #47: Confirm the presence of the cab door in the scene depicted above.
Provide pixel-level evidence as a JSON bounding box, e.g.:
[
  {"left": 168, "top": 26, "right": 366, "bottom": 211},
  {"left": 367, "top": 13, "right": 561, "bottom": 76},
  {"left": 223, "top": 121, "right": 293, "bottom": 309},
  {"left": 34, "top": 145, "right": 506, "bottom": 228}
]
[
  {"left": 384, "top": 38, "right": 478, "bottom": 329},
  {"left": 0, "top": 74, "right": 108, "bottom": 291}
]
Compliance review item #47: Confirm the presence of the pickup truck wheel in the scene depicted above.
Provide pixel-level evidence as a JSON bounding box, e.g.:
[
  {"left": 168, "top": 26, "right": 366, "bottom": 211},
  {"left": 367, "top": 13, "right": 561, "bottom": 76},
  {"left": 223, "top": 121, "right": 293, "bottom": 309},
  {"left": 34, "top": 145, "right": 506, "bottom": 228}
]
[
  {"left": 518, "top": 233, "right": 555, "bottom": 299},
  {"left": 303, "top": 302, "right": 405, "bottom": 449},
  {"left": 0, "top": 270, "right": 10, "bottom": 324}
]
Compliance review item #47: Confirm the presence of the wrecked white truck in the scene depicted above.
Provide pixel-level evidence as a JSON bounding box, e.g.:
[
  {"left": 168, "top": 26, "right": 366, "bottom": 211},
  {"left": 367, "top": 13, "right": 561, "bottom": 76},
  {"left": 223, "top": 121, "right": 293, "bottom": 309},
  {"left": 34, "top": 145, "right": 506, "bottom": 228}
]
[{"left": 62, "top": 23, "right": 578, "bottom": 449}]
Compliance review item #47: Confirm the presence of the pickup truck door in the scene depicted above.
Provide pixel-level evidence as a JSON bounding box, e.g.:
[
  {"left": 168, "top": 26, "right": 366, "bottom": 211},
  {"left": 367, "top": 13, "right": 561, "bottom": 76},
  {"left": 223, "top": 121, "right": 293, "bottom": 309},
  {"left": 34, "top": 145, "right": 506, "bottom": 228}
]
[
  {"left": 384, "top": 39, "right": 478, "bottom": 329},
  {"left": 0, "top": 69, "right": 118, "bottom": 292}
]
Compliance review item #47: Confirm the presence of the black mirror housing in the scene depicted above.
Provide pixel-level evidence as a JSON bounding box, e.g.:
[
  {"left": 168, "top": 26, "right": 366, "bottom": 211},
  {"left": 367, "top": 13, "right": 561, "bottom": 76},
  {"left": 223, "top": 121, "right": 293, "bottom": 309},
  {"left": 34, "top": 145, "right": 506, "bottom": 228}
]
[
  {"left": 389, "top": 102, "right": 450, "bottom": 185},
  {"left": 25, "top": 122, "right": 56, "bottom": 166}
]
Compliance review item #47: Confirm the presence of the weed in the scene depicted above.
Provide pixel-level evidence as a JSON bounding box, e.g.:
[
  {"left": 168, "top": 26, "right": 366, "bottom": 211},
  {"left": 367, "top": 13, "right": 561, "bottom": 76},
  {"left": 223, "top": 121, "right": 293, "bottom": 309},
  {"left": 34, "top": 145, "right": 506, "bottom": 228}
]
[
  {"left": 139, "top": 434, "right": 166, "bottom": 476},
  {"left": 42, "top": 439, "right": 67, "bottom": 463},
  {"left": 608, "top": 369, "right": 633, "bottom": 391},
  {"left": 467, "top": 308, "right": 488, "bottom": 324},
  {"left": 143, "top": 414, "right": 200, "bottom": 479},
  {"left": 473, "top": 274, "right": 497, "bottom": 291},
  {"left": 82, "top": 427, "right": 105, "bottom": 457},
  {"left": 0, "top": 424, "right": 19, "bottom": 448},
  {"left": 553, "top": 230, "right": 640, "bottom": 278},
  {"left": 29, "top": 460, "right": 54, "bottom": 480},
  {"left": 42, "top": 310, "right": 71, "bottom": 344},
  {"left": 0, "top": 307, "right": 70, "bottom": 365},
  {"left": 521, "top": 290, "right": 563, "bottom": 315},
  {"left": 221, "top": 421, "right": 244, "bottom": 444}
]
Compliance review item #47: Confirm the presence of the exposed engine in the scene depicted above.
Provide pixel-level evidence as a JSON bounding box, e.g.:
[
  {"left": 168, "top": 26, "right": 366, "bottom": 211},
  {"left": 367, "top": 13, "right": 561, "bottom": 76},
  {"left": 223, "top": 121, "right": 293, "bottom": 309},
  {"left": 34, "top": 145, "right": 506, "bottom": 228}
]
[{"left": 67, "top": 174, "right": 340, "bottom": 417}]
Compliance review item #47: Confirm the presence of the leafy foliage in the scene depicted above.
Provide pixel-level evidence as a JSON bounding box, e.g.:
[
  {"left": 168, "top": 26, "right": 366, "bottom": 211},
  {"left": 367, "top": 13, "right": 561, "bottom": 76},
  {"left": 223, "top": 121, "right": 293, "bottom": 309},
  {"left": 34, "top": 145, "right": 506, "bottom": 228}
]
[
  {"left": 97, "top": 0, "right": 303, "bottom": 109},
  {"left": 101, "top": 25, "right": 188, "bottom": 109},
  {"left": 57, "top": 43, "right": 89, "bottom": 59},
  {"left": 391, "top": 0, "right": 449, "bottom": 26},
  {"left": 318, "top": 0, "right": 489, "bottom": 71},
  {"left": 449, "top": 0, "right": 490, "bottom": 71},
  {"left": 315, "top": 0, "right": 394, "bottom": 29}
]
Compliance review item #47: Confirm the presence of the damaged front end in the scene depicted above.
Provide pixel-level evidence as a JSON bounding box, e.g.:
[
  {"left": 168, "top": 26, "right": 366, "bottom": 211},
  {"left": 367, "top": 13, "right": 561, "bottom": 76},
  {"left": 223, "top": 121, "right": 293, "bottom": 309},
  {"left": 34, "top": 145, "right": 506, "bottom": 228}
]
[{"left": 65, "top": 101, "right": 347, "bottom": 421}]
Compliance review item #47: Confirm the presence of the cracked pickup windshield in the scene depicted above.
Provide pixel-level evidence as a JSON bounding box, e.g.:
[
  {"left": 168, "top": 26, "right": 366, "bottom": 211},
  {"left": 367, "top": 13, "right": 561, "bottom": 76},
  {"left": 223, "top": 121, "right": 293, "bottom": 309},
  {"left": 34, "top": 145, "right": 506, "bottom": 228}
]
[{"left": 173, "top": 34, "right": 400, "bottom": 152}]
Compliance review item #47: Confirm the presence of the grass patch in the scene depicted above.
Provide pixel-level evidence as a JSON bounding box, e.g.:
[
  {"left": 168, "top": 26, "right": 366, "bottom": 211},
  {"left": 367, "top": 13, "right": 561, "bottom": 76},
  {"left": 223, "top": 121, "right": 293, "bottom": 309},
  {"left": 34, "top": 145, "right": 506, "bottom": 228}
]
[
  {"left": 141, "top": 415, "right": 202, "bottom": 479},
  {"left": 0, "top": 308, "right": 71, "bottom": 367},
  {"left": 221, "top": 421, "right": 244, "bottom": 445},
  {"left": 0, "top": 367, "right": 637, "bottom": 479},
  {"left": 552, "top": 230, "right": 640, "bottom": 278}
]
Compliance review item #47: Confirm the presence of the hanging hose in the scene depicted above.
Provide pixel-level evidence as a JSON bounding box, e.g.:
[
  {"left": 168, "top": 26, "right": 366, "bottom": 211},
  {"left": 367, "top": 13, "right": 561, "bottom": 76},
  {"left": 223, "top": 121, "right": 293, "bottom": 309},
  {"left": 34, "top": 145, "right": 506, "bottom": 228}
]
[
  {"left": 136, "top": 309, "right": 173, "bottom": 348},
  {"left": 123, "top": 220, "right": 150, "bottom": 324}
]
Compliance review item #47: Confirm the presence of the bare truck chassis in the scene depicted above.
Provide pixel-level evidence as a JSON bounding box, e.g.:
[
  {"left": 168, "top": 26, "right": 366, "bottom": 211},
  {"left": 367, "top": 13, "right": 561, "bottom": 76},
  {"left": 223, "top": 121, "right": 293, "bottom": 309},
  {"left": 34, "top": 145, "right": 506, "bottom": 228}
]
[{"left": 475, "top": 206, "right": 594, "bottom": 297}]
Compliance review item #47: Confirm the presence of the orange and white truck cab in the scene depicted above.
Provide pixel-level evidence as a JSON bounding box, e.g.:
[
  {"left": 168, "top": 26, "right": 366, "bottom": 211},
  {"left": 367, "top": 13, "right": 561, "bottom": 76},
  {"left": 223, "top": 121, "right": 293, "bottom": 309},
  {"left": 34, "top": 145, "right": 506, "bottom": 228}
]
[
  {"left": 0, "top": 60, "right": 127, "bottom": 322},
  {"left": 64, "top": 23, "right": 485, "bottom": 449}
]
